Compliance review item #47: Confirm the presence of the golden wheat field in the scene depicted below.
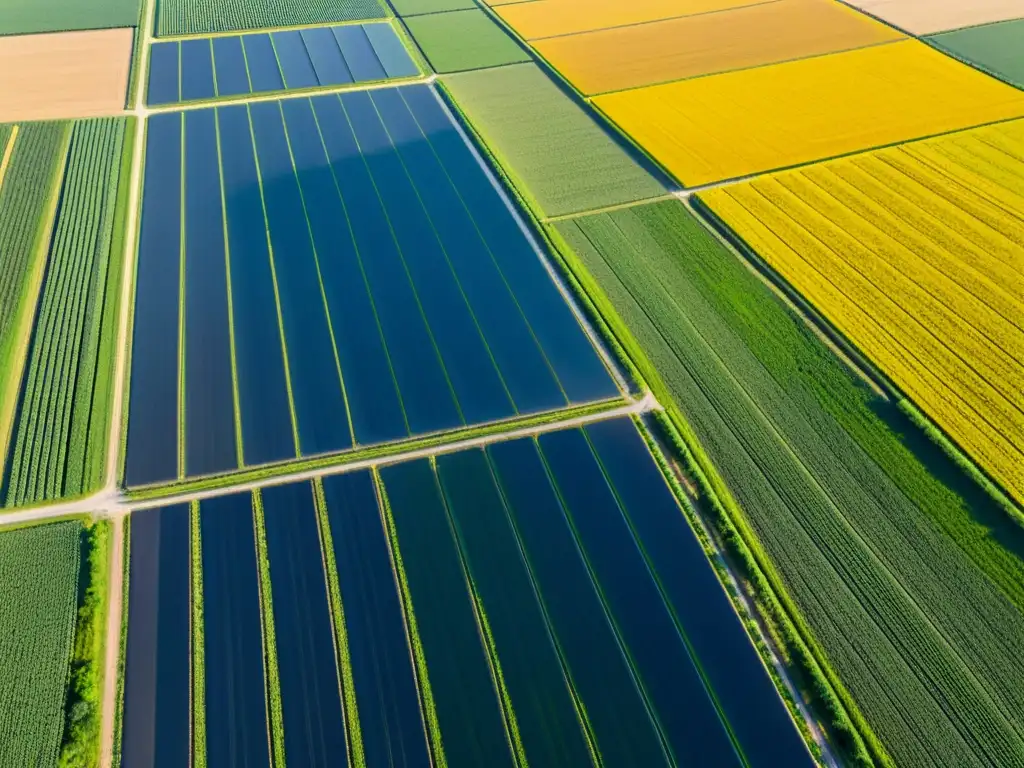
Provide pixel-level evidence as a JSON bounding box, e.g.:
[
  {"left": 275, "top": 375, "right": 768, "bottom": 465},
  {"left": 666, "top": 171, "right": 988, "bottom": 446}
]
[
  {"left": 702, "top": 119, "right": 1024, "bottom": 504},
  {"left": 595, "top": 40, "right": 1024, "bottom": 186},
  {"left": 493, "top": 0, "right": 761, "bottom": 39},
  {"left": 535, "top": 0, "right": 903, "bottom": 95}
]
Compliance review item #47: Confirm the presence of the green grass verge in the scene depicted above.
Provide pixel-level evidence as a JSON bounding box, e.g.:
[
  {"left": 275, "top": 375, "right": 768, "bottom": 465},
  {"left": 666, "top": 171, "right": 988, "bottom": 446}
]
[
  {"left": 0, "top": 520, "right": 82, "bottom": 766},
  {"left": 441, "top": 63, "right": 668, "bottom": 218},
  {"left": 58, "top": 519, "right": 111, "bottom": 768},
  {"left": 404, "top": 9, "right": 529, "bottom": 73},
  {"left": 126, "top": 396, "right": 625, "bottom": 501},
  {"left": 111, "top": 517, "right": 130, "bottom": 768},
  {"left": 252, "top": 490, "right": 287, "bottom": 767},
  {"left": 191, "top": 502, "right": 207, "bottom": 768}
]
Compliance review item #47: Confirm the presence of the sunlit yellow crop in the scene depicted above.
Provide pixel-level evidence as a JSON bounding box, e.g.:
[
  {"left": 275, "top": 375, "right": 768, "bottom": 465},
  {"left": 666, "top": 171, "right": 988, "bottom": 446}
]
[
  {"left": 702, "top": 119, "right": 1024, "bottom": 504},
  {"left": 536, "top": 0, "right": 903, "bottom": 95},
  {"left": 596, "top": 40, "right": 1024, "bottom": 186},
  {"left": 494, "top": 0, "right": 760, "bottom": 39}
]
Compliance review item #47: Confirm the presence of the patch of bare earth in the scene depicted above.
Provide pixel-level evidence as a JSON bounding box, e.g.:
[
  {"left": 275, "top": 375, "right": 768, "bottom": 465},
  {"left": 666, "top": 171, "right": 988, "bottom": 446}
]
[
  {"left": 0, "top": 28, "right": 132, "bottom": 122},
  {"left": 845, "top": 0, "right": 1024, "bottom": 34}
]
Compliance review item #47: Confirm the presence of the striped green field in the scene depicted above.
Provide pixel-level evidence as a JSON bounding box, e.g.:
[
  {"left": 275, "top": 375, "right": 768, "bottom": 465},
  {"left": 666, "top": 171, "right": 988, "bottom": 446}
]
[
  {"left": 551, "top": 198, "right": 1024, "bottom": 768},
  {"left": 0, "top": 521, "right": 82, "bottom": 768},
  {"left": 405, "top": 9, "right": 529, "bottom": 73},
  {"left": 0, "top": 121, "right": 72, "bottom": 499},
  {"left": 389, "top": 0, "right": 474, "bottom": 16},
  {"left": 0, "top": 0, "right": 139, "bottom": 35},
  {"left": 443, "top": 63, "right": 668, "bottom": 217},
  {"left": 3, "top": 118, "right": 133, "bottom": 507},
  {"left": 156, "top": 0, "right": 386, "bottom": 36}
]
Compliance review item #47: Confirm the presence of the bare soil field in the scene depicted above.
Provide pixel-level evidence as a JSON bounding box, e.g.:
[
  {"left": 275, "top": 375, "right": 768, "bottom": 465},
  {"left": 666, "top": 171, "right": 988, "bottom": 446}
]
[
  {"left": 0, "top": 28, "right": 131, "bottom": 122},
  {"left": 844, "top": 0, "right": 1024, "bottom": 34}
]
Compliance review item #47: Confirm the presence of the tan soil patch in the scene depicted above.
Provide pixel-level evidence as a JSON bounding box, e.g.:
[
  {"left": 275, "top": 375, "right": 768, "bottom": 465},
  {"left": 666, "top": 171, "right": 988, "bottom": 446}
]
[
  {"left": 0, "top": 28, "right": 132, "bottom": 122},
  {"left": 845, "top": 0, "right": 1024, "bottom": 34}
]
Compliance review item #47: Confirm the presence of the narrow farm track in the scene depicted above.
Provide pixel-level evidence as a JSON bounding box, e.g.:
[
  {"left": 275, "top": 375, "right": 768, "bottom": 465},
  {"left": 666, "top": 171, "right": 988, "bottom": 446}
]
[{"left": 98, "top": 515, "right": 125, "bottom": 768}]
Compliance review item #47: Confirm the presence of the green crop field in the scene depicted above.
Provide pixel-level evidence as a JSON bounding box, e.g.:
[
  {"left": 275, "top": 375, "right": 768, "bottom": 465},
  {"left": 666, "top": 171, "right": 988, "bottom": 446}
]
[
  {"left": 928, "top": 19, "right": 1024, "bottom": 89},
  {"left": 3, "top": 118, "right": 133, "bottom": 508},
  {"left": 0, "top": 0, "right": 139, "bottom": 35},
  {"left": 156, "top": 0, "right": 386, "bottom": 36},
  {"left": 389, "top": 0, "right": 474, "bottom": 16},
  {"left": 552, "top": 199, "right": 1024, "bottom": 768},
  {"left": 405, "top": 9, "right": 529, "bottom": 73},
  {"left": 443, "top": 63, "right": 668, "bottom": 217},
  {"left": 0, "top": 521, "right": 82, "bottom": 767},
  {"left": 0, "top": 121, "right": 72, "bottom": 494}
]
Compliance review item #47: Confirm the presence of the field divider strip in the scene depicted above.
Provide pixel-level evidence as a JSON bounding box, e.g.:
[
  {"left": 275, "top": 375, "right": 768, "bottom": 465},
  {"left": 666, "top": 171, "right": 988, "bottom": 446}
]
[{"left": 191, "top": 501, "right": 206, "bottom": 768}]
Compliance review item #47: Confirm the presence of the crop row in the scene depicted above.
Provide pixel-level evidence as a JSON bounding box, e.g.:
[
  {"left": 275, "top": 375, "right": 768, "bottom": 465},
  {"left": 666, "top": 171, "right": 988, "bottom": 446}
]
[
  {"left": 702, "top": 121, "right": 1024, "bottom": 506},
  {"left": 3, "top": 118, "right": 132, "bottom": 507},
  {"left": 124, "top": 87, "right": 616, "bottom": 489},
  {"left": 0, "top": 521, "right": 82, "bottom": 766},
  {"left": 121, "top": 420, "right": 812, "bottom": 767},
  {"left": 156, "top": 0, "right": 387, "bottom": 37},
  {"left": 551, "top": 199, "right": 1024, "bottom": 768}
]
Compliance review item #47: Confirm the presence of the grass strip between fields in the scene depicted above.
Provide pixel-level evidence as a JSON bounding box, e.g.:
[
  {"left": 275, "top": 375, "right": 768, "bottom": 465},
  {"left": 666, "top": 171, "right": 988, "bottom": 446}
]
[
  {"left": 313, "top": 478, "right": 367, "bottom": 768},
  {"left": 110, "top": 516, "right": 131, "bottom": 767},
  {"left": 252, "top": 490, "right": 287, "bottom": 767},
  {"left": 191, "top": 501, "right": 207, "bottom": 768},
  {"left": 373, "top": 470, "right": 448, "bottom": 768}
]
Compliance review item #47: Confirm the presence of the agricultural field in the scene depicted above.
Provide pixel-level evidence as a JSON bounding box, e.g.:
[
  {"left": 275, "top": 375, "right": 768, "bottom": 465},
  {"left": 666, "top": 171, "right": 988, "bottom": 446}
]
[
  {"left": 0, "top": 0, "right": 138, "bottom": 35},
  {"left": 443, "top": 62, "right": 669, "bottom": 217},
  {"left": 0, "top": 29, "right": 132, "bottom": 123},
  {"left": 0, "top": 522, "right": 81, "bottom": 767},
  {"left": 928, "top": 18, "right": 1024, "bottom": 89},
  {"left": 490, "top": 0, "right": 744, "bottom": 39},
  {"left": 702, "top": 118, "right": 1024, "bottom": 506},
  {"left": 147, "top": 22, "right": 419, "bottom": 106},
  {"left": 552, "top": 199, "right": 1024, "bottom": 767},
  {"left": 843, "top": 0, "right": 1024, "bottom": 34},
  {"left": 156, "top": 0, "right": 386, "bottom": 37},
  {"left": 595, "top": 40, "right": 1024, "bottom": 186},
  {"left": 390, "top": 0, "right": 475, "bottom": 15},
  {"left": 119, "top": 419, "right": 812, "bottom": 766},
  {"left": 404, "top": 9, "right": 528, "bottom": 74},
  {"left": 3, "top": 117, "right": 132, "bottom": 508},
  {"left": 124, "top": 85, "right": 618, "bottom": 489},
  {"left": 532, "top": 0, "right": 903, "bottom": 96}
]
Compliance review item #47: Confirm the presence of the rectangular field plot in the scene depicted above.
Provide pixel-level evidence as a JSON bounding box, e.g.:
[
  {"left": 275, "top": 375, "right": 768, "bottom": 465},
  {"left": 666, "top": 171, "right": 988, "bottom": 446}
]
[
  {"left": 596, "top": 40, "right": 1024, "bottom": 186},
  {"left": 535, "top": 0, "right": 903, "bottom": 96},
  {"left": 404, "top": 9, "right": 529, "bottom": 74},
  {"left": 156, "top": 0, "right": 386, "bottom": 36},
  {"left": 444, "top": 62, "right": 669, "bottom": 216},
  {"left": 702, "top": 118, "right": 1024, "bottom": 505},
  {"left": 147, "top": 22, "right": 418, "bottom": 106},
  {"left": 843, "top": 0, "right": 1024, "bottom": 35},
  {"left": 928, "top": 19, "right": 1024, "bottom": 89},
  {"left": 121, "top": 506, "right": 192, "bottom": 768},
  {"left": 124, "top": 85, "right": 617, "bottom": 489},
  {"left": 494, "top": 0, "right": 759, "bottom": 39}
]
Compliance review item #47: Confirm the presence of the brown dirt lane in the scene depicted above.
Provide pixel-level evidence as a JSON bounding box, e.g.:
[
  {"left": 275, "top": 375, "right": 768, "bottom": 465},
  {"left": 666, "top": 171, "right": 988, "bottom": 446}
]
[
  {"left": 98, "top": 514, "right": 125, "bottom": 768},
  {"left": 0, "top": 28, "right": 132, "bottom": 123}
]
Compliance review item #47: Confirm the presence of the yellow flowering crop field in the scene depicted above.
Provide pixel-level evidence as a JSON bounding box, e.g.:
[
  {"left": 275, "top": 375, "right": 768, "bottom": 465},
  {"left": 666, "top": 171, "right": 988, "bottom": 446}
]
[
  {"left": 493, "top": 0, "right": 759, "bottom": 40},
  {"left": 702, "top": 119, "right": 1024, "bottom": 504},
  {"left": 535, "top": 0, "right": 902, "bottom": 95},
  {"left": 595, "top": 40, "right": 1024, "bottom": 186}
]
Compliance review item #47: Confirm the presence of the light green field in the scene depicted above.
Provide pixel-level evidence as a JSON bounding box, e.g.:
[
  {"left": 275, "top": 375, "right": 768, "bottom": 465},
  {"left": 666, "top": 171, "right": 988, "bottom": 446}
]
[
  {"left": 929, "top": 19, "right": 1024, "bottom": 88},
  {"left": 0, "top": 0, "right": 139, "bottom": 35},
  {"left": 405, "top": 9, "right": 528, "bottom": 73},
  {"left": 390, "top": 0, "right": 475, "bottom": 16},
  {"left": 443, "top": 62, "right": 668, "bottom": 217}
]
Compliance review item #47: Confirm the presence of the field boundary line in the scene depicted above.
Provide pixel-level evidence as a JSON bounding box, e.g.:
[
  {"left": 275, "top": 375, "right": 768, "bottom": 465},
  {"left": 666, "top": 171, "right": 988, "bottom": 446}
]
[
  {"left": 427, "top": 86, "right": 633, "bottom": 396},
  {"left": 0, "top": 125, "right": 19, "bottom": 191}
]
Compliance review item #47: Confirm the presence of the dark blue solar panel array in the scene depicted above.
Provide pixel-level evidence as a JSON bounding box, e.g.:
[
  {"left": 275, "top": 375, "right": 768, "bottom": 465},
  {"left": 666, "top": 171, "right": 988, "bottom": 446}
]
[
  {"left": 124, "top": 85, "right": 619, "bottom": 487},
  {"left": 147, "top": 22, "right": 419, "bottom": 106}
]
